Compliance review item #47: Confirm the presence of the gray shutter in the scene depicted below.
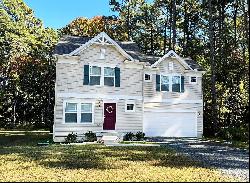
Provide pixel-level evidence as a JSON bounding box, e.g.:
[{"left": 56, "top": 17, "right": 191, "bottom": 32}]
[
  {"left": 83, "top": 65, "right": 89, "bottom": 85},
  {"left": 115, "top": 67, "right": 120, "bottom": 87},
  {"left": 156, "top": 74, "right": 160, "bottom": 91},
  {"left": 181, "top": 76, "right": 185, "bottom": 92}
]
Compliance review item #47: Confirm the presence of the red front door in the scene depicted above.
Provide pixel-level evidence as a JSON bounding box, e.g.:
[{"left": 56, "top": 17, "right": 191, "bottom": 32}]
[{"left": 103, "top": 103, "right": 116, "bottom": 130}]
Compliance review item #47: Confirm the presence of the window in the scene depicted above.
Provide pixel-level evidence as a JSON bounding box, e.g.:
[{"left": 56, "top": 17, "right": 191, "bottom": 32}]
[
  {"left": 168, "top": 62, "right": 174, "bottom": 71},
  {"left": 81, "top": 103, "right": 93, "bottom": 123},
  {"left": 104, "top": 67, "right": 115, "bottom": 86},
  {"left": 190, "top": 76, "right": 197, "bottom": 84},
  {"left": 161, "top": 75, "right": 169, "bottom": 91},
  {"left": 99, "top": 48, "right": 106, "bottom": 59},
  {"left": 144, "top": 74, "right": 151, "bottom": 82},
  {"left": 65, "top": 103, "right": 77, "bottom": 123},
  {"left": 125, "top": 101, "right": 135, "bottom": 112},
  {"left": 90, "top": 66, "right": 101, "bottom": 85},
  {"left": 172, "top": 76, "right": 181, "bottom": 92}
]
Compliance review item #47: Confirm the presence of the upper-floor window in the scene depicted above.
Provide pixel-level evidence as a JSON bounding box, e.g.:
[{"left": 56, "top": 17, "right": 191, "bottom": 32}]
[
  {"left": 156, "top": 74, "right": 184, "bottom": 93},
  {"left": 104, "top": 67, "right": 115, "bottom": 86},
  {"left": 161, "top": 75, "right": 169, "bottom": 91},
  {"left": 144, "top": 74, "right": 151, "bottom": 82},
  {"left": 172, "top": 76, "right": 181, "bottom": 92},
  {"left": 90, "top": 66, "right": 101, "bottom": 85},
  {"left": 190, "top": 76, "right": 197, "bottom": 84},
  {"left": 84, "top": 65, "right": 120, "bottom": 87}
]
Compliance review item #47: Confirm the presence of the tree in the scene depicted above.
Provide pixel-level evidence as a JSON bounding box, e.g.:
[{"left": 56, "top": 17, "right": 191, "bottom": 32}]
[
  {"left": 60, "top": 16, "right": 127, "bottom": 41},
  {"left": 0, "top": 0, "right": 58, "bottom": 130}
]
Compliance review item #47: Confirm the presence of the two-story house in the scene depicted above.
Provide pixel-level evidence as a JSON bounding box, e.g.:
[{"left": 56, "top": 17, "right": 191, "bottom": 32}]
[{"left": 53, "top": 32, "right": 205, "bottom": 142}]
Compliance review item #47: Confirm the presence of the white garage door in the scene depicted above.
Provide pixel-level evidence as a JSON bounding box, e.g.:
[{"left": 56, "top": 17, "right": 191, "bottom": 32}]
[{"left": 143, "top": 112, "right": 197, "bottom": 137}]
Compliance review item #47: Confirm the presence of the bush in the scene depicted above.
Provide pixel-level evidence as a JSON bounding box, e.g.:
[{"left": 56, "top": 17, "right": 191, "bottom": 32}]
[
  {"left": 84, "top": 131, "right": 97, "bottom": 142},
  {"left": 65, "top": 132, "right": 77, "bottom": 143},
  {"left": 123, "top": 132, "right": 134, "bottom": 141},
  {"left": 135, "top": 131, "right": 145, "bottom": 141}
]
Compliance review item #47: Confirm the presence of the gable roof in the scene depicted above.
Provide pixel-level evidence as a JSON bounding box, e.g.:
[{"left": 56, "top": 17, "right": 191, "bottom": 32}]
[
  {"left": 54, "top": 33, "right": 203, "bottom": 71},
  {"left": 151, "top": 50, "right": 205, "bottom": 71},
  {"left": 54, "top": 33, "right": 160, "bottom": 64}
]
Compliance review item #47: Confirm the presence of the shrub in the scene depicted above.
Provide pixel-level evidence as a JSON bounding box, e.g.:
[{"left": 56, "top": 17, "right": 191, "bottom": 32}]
[
  {"left": 135, "top": 131, "right": 145, "bottom": 141},
  {"left": 84, "top": 131, "right": 97, "bottom": 142},
  {"left": 123, "top": 132, "right": 135, "bottom": 141},
  {"left": 65, "top": 132, "right": 77, "bottom": 143}
]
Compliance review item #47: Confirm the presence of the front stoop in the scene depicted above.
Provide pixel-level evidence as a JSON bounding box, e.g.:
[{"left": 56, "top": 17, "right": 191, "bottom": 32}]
[{"left": 96, "top": 131, "right": 123, "bottom": 145}]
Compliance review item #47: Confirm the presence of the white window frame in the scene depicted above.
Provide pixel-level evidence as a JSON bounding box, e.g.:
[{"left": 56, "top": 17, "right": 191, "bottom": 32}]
[
  {"left": 63, "top": 100, "right": 95, "bottom": 124},
  {"left": 159, "top": 74, "right": 182, "bottom": 93},
  {"left": 144, "top": 73, "right": 152, "bottom": 82},
  {"left": 89, "top": 65, "right": 117, "bottom": 87},
  {"left": 189, "top": 76, "right": 197, "bottom": 84},
  {"left": 160, "top": 75, "right": 170, "bottom": 92},
  {"left": 171, "top": 75, "right": 182, "bottom": 93},
  {"left": 80, "top": 103, "right": 94, "bottom": 124},
  {"left": 89, "top": 66, "right": 102, "bottom": 86},
  {"left": 104, "top": 67, "right": 115, "bottom": 87},
  {"left": 125, "top": 100, "right": 135, "bottom": 112},
  {"left": 64, "top": 103, "right": 78, "bottom": 123}
]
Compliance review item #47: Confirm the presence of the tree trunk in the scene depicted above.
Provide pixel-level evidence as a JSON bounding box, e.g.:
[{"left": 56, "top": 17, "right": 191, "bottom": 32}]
[
  {"left": 172, "top": 0, "right": 177, "bottom": 50},
  {"left": 208, "top": 0, "right": 218, "bottom": 136}
]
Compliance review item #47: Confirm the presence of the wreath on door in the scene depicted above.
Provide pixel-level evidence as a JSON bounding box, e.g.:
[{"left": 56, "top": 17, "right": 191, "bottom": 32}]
[{"left": 106, "top": 105, "right": 113, "bottom": 113}]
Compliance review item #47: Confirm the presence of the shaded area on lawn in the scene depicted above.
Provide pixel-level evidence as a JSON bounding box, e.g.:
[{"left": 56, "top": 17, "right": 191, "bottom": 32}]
[
  {"left": 0, "top": 133, "right": 202, "bottom": 170},
  {"left": 0, "top": 132, "right": 236, "bottom": 182}
]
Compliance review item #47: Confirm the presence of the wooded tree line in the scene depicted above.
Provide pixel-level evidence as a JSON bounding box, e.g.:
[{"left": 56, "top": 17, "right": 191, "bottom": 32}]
[{"left": 0, "top": 0, "right": 249, "bottom": 141}]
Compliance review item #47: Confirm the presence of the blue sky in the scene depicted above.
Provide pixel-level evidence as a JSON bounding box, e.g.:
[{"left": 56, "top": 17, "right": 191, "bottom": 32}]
[{"left": 23, "top": 0, "right": 117, "bottom": 29}]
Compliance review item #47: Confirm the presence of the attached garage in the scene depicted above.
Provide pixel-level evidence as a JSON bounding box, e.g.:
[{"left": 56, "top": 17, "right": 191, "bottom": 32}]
[{"left": 143, "top": 111, "right": 197, "bottom": 137}]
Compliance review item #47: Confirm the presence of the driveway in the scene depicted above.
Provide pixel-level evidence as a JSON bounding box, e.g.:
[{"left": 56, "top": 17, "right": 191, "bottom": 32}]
[{"left": 148, "top": 138, "right": 249, "bottom": 182}]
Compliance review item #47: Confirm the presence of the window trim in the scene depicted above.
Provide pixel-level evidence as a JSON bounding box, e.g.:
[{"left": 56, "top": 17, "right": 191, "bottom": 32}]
[
  {"left": 104, "top": 67, "right": 115, "bottom": 87},
  {"left": 80, "top": 103, "right": 94, "bottom": 124},
  {"left": 159, "top": 73, "right": 182, "bottom": 93},
  {"left": 89, "top": 65, "right": 117, "bottom": 87},
  {"left": 63, "top": 100, "right": 95, "bottom": 124},
  {"left": 125, "top": 100, "right": 135, "bottom": 112},
  {"left": 65, "top": 103, "right": 78, "bottom": 123},
  {"left": 144, "top": 73, "right": 152, "bottom": 82},
  {"left": 89, "top": 66, "right": 102, "bottom": 86},
  {"left": 189, "top": 76, "right": 197, "bottom": 84}
]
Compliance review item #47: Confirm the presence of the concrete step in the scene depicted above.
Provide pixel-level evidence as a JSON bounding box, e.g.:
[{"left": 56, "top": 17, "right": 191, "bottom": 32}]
[{"left": 101, "top": 135, "right": 121, "bottom": 145}]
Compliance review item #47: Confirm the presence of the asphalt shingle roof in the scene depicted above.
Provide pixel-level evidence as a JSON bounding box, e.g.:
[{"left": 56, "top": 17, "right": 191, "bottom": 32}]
[{"left": 54, "top": 35, "right": 203, "bottom": 70}]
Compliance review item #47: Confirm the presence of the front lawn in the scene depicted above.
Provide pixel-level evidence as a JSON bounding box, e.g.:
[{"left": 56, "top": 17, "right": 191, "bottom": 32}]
[{"left": 0, "top": 132, "right": 235, "bottom": 182}]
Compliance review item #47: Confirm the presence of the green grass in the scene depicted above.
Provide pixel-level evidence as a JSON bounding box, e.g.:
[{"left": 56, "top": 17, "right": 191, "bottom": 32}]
[{"left": 0, "top": 132, "right": 236, "bottom": 182}]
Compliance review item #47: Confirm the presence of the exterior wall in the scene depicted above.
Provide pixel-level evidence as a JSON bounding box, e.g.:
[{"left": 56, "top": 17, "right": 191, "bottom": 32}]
[
  {"left": 54, "top": 98, "right": 143, "bottom": 142},
  {"left": 54, "top": 44, "right": 144, "bottom": 142},
  {"left": 143, "top": 57, "right": 204, "bottom": 138},
  {"left": 54, "top": 42, "right": 204, "bottom": 141},
  {"left": 56, "top": 44, "right": 143, "bottom": 97},
  {"left": 144, "top": 57, "right": 203, "bottom": 100}
]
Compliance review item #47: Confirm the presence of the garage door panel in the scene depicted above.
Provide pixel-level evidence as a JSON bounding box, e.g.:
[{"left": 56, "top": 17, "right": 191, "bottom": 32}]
[{"left": 143, "top": 112, "right": 197, "bottom": 137}]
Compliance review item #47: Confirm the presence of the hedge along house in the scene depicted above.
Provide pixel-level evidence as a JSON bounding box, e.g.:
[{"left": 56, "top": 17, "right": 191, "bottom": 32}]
[{"left": 53, "top": 32, "right": 205, "bottom": 142}]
